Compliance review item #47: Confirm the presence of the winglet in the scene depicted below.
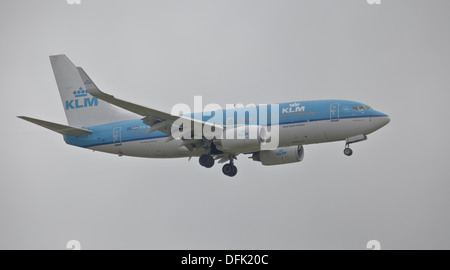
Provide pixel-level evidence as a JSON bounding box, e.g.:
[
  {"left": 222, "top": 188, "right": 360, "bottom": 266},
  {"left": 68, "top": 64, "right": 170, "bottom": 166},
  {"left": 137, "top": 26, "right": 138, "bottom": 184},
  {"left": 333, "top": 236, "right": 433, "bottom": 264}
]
[{"left": 77, "top": 67, "right": 116, "bottom": 100}]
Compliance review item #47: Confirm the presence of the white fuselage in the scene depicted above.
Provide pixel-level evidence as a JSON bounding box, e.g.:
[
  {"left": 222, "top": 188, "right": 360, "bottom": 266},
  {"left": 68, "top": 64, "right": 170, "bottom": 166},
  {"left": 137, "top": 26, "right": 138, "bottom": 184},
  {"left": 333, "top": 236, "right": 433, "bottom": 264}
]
[{"left": 88, "top": 116, "right": 389, "bottom": 158}]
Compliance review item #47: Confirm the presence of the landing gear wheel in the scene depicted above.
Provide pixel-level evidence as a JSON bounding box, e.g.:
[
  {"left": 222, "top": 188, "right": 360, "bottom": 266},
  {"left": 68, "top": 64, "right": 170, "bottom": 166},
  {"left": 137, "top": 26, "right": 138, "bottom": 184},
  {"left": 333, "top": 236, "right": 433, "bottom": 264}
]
[
  {"left": 199, "top": 154, "right": 215, "bottom": 168},
  {"left": 344, "top": 147, "right": 353, "bottom": 156},
  {"left": 229, "top": 165, "right": 237, "bottom": 177},
  {"left": 222, "top": 164, "right": 233, "bottom": 175},
  {"left": 222, "top": 164, "right": 238, "bottom": 177}
]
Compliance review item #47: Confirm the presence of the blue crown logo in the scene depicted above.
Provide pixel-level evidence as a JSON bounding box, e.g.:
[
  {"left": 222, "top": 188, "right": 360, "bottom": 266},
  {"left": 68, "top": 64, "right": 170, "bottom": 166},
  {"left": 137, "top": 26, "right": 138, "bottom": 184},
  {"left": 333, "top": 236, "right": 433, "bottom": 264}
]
[{"left": 73, "top": 87, "right": 88, "bottom": 98}]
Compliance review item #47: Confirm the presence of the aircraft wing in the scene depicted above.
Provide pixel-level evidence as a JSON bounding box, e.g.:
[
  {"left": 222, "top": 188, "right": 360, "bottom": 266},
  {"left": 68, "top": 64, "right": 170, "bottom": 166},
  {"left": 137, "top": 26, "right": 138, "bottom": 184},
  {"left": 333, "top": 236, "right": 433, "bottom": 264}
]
[{"left": 78, "top": 67, "right": 223, "bottom": 138}]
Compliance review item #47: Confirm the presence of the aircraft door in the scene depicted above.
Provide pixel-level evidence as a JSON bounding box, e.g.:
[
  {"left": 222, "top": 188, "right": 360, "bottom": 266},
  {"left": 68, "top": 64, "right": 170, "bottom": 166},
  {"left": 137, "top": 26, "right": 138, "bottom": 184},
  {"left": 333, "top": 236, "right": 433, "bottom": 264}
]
[
  {"left": 330, "top": 103, "right": 340, "bottom": 122},
  {"left": 113, "top": 127, "right": 122, "bottom": 146}
]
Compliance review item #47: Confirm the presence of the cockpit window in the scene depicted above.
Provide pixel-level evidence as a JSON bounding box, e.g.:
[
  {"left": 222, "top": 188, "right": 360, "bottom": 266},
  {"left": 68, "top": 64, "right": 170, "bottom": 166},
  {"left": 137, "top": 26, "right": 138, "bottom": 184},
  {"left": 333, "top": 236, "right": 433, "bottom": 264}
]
[{"left": 352, "top": 106, "right": 372, "bottom": 111}]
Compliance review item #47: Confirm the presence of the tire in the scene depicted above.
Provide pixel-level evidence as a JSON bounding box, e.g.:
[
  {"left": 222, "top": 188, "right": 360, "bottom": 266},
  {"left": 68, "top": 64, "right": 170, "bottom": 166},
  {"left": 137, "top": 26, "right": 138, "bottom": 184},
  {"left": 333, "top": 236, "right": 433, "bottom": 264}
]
[
  {"left": 199, "top": 154, "right": 214, "bottom": 168},
  {"left": 229, "top": 165, "right": 238, "bottom": 177},
  {"left": 222, "top": 164, "right": 234, "bottom": 176},
  {"left": 199, "top": 154, "right": 208, "bottom": 166},
  {"left": 344, "top": 148, "right": 353, "bottom": 156},
  {"left": 204, "top": 156, "right": 215, "bottom": 168}
]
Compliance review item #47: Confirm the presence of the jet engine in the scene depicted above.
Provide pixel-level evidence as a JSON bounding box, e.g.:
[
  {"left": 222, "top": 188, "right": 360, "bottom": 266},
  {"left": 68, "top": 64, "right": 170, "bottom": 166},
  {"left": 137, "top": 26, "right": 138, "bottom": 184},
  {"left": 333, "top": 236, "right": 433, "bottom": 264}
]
[{"left": 252, "top": 145, "right": 304, "bottom": 166}]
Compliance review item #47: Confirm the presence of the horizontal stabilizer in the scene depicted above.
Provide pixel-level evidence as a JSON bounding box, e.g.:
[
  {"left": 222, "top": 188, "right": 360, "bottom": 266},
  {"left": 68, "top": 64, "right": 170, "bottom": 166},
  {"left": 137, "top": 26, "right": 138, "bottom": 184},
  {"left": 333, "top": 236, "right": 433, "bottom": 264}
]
[{"left": 18, "top": 116, "right": 92, "bottom": 137}]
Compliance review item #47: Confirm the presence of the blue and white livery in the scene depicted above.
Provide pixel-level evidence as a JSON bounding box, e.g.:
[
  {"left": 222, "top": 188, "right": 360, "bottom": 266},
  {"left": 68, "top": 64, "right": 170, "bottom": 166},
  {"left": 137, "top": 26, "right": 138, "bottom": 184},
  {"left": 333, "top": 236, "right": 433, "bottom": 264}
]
[{"left": 18, "top": 55, "right": 390, "bottom": 177}]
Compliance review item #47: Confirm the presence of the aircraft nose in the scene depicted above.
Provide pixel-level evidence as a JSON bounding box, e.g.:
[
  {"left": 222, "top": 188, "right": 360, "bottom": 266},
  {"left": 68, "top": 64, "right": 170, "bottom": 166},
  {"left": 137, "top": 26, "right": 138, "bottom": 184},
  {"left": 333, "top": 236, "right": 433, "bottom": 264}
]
[{"left": 378, "top": 114, "right": 390, "bottom": 128}]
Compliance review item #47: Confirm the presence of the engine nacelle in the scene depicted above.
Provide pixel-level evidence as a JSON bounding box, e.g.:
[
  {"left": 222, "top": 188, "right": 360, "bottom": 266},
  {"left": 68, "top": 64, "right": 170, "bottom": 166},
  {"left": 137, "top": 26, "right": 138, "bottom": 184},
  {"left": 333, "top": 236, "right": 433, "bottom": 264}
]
[
  {"left": 252, "top": 145, "right": 304, "bottom": 166},
  {"left": 214, "top": 126, "right": 267, "bottom": 152}
]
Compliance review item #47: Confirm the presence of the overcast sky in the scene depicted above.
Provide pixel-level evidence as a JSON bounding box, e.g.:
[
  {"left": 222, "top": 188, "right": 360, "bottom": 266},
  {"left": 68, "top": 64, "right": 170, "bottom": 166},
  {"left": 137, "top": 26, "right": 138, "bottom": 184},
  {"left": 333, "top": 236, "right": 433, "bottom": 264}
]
[{"left": 1, "top": 0, "right": 449, "bottom": 250}]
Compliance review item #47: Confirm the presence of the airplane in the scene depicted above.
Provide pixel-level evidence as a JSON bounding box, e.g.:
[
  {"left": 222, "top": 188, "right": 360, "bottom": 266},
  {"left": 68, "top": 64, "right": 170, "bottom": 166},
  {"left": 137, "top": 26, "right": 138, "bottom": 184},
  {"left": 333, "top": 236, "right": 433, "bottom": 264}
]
[{"left": 18, "top": 55, "right": 390, "bottom": 177}]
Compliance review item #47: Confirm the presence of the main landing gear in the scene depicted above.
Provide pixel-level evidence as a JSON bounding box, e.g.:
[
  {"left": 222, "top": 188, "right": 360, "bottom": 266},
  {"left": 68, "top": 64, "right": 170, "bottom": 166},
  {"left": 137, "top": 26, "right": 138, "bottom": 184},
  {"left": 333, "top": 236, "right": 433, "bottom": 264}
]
[
  {"left": 221, "top": 154, "right": 238, "bottom": 177},
  {"left": 199, "top": 153, "right": 238, "bottom": 177},
  {"left": 199, "top": 154, "right": 215, "bottom": 168},
  {"left": 222, "top": 161, "right": 237, "bottom": 177}
]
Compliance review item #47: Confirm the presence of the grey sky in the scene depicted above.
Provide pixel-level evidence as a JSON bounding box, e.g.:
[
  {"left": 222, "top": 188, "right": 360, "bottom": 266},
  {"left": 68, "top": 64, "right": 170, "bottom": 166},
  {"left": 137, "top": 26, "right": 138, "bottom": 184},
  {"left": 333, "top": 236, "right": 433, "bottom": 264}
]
[{"left": 1, "top": 0, "right": 449, "bottom": 249}]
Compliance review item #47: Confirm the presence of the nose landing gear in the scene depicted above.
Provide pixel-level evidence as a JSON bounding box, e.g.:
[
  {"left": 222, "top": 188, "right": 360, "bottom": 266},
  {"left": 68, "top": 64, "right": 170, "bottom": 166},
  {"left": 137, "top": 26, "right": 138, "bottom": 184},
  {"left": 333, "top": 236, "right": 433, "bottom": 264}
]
[
  {"left": 343, "top": 134, "right": 367, "bottom": 156},
  {"left": 344, "top": 145, "right": 353, "bottom": 156}
]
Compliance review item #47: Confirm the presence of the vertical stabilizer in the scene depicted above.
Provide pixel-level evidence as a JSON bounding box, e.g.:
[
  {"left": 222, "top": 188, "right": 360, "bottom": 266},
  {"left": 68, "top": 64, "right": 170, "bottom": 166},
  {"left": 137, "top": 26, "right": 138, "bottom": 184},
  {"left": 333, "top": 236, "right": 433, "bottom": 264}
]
[{"left": 50, "top": 55, "right": 136, "bottom": 127}]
